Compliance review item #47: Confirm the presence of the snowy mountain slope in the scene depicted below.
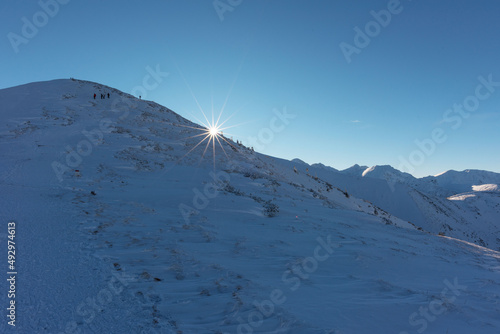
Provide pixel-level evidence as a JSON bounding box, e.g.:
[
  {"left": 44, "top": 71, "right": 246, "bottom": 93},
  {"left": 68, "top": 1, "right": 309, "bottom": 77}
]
[
  {"left": 1, "top": 79, "right": 500, "bottom": 333},
  {"left": 424, "top": 169, "right": 500, "bottom": 196},
  {"left": 407, "top": 188, "right": 500, "bottom": 248},
  {"left": 471, "top": 184, "right": 499, "bottom": 192},
  {"left": 287, "top": 161, "right": 500, "bottom": 251}
]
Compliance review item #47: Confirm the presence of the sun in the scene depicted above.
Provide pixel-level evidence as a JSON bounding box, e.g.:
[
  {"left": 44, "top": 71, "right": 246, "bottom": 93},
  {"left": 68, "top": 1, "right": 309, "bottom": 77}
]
[
  {"left": 175, "top": 113, "right": 241, "bottom": 170},
  {"left": 172, "top": 62, "right": 249, "bottom": 170},
  {"left": 209, "top": 125, "right": 220, "bottom": 137}
]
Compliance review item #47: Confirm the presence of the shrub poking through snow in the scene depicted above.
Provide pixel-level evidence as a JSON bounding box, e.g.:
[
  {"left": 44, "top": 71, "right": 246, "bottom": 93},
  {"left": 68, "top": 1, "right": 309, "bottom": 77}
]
[{"left": 263, "top": 201, "right": 279, "bottom": 217}]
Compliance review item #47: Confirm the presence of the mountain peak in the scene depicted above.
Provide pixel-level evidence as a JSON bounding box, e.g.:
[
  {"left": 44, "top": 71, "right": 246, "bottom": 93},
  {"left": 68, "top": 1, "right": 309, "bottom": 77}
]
[
  {"left": 340, "top": 164, "right": 369, "bottom": 176},
  {"left": 361, "top": 165, "right": 415, "bottom": 181},
  {"left": 291, "top": 158, "right": 308, "bottom": 166}
]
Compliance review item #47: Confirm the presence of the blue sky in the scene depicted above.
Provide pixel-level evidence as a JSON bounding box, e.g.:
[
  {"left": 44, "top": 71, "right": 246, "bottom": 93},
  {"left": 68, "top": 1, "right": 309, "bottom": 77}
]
[{"left": 1, "top": 0, "right": 499, "bottom": 177}]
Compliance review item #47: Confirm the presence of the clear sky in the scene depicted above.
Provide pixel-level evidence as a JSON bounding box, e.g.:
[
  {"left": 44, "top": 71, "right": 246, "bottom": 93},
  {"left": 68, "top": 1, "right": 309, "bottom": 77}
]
[{"left": 1, "top": 0, "right": 499, "bottom": 177}]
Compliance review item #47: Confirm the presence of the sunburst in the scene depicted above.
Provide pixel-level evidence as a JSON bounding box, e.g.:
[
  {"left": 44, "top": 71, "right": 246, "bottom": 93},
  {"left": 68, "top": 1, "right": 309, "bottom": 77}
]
[
  {"left": 177, "top": 108, "right": 242, "bottom": 170},
  {"left": 209, "top": 126, "right": 220, "bottom": 137},
  {"left": 172, "top": 59, "right": 252, "bottom": 170}
]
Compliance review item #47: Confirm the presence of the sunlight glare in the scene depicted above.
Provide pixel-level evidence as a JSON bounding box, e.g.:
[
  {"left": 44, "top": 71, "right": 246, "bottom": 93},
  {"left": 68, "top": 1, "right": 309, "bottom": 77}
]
[{"left": 209, "top": 126, "right": 220, "bottom": 137}]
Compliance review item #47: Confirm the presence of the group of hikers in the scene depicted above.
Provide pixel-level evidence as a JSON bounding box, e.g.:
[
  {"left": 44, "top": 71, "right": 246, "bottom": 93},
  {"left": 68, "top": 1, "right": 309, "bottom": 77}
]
[
  {"left": 93, "top": 92, "right": 143, "bottom": 100},
  {"left": 94, "top": 93, "right": 110, "bottom": 99}
]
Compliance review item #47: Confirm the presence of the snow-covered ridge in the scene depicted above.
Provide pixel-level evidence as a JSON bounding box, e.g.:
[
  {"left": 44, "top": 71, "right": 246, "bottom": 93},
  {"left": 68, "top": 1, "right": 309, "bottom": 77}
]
[
  {"left": 284, "top": 160, "right": 500, "bottom": 250},
  {"left": 1, "top": 79, "right": 500, "bottom": 333},
  {"left": 425, "top": 169, "right": 500, "bottom": 194},
  {"left": 361, "top": 164, "right": 415, "bottom": 182}
]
